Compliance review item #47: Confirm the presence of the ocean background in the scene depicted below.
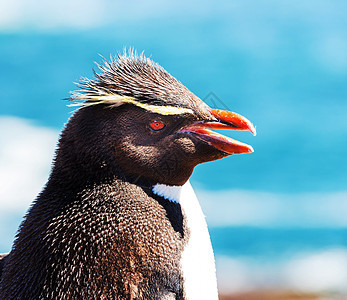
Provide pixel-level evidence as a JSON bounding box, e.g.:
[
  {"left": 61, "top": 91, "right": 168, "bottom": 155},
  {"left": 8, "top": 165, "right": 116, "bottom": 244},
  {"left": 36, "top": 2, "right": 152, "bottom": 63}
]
[{"left": 1, "top": 0, "right": 347, "bottom": 296}]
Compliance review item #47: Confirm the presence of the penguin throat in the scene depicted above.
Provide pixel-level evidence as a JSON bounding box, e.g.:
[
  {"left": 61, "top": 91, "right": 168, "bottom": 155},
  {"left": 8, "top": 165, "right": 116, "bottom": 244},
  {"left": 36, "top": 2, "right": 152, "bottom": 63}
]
[{"left": 152, "top": 183, "right": 183, "bottom": 203}]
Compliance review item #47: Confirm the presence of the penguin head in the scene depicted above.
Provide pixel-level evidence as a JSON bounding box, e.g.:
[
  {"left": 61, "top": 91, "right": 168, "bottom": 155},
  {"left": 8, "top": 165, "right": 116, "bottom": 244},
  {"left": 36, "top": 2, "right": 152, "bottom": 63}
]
[{"left": 66, "top": 53, "right": 256, "bottom": 186}]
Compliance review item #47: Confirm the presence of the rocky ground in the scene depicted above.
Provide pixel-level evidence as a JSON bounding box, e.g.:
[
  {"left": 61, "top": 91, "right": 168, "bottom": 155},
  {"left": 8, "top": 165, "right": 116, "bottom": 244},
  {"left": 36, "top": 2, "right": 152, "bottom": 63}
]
[{"left": 219, "top": 290, "right": 346, "bottom": 300}]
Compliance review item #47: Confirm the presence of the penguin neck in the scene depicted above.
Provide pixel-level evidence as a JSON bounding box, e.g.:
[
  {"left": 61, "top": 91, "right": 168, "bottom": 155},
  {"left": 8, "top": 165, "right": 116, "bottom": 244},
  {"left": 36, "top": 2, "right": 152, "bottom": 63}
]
[{"left": 49, "top": 153, "right": 157, "bottom": 198}]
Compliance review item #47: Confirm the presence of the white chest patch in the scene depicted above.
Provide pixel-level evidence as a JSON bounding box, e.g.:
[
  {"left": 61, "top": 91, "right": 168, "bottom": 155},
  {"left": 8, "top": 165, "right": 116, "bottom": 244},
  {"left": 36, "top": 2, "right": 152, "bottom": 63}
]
[
  {"left": 152, "top": 181, "right": 218, "bottom": 300},
  {"left": 152, "top": 183, "right": 182, "bottom": 203}
]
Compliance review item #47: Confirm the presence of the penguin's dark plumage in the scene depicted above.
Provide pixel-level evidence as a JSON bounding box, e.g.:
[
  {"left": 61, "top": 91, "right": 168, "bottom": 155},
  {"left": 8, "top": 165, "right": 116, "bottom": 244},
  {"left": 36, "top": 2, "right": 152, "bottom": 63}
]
[
  {"left": 0, "top": 52, "right": 255, "bottom": 299},
  {"left": 0, "top": 254, "right": 8, "bottom": 279}
]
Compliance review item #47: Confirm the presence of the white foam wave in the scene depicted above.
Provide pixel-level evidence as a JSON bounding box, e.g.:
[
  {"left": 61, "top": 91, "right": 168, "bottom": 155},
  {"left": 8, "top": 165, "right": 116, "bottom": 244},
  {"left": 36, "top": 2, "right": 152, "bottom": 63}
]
[
  {"left": 0, "top": 116, "right": 59, "bottom": 251},
  {"left": 216, "top": 249, "right": 347, "bottom": 294},
  {"left": 0, "top": 0, "right": 105, "bottom": 31},
  {"left": 0, "top": 0, "right": 202, "bottom": 31},
  {"left": 0, "top": 116, "right": 58, "bottom": 213},
  {"left": 197, "top": 189, "right": 347, "bottom": 227}
]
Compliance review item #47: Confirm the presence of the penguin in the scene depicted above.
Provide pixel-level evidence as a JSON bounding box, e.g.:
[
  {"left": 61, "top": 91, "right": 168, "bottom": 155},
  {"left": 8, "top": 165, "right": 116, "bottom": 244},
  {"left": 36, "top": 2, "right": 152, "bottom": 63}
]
[{"left": 0, "top": 52, "right": 255, "bottom": 299}]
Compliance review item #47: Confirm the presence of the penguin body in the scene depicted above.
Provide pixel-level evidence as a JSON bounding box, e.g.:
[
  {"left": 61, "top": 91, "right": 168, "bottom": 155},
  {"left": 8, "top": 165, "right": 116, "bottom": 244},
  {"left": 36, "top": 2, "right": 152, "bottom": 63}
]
[
  {"left": 0, "top": 53, "right": 255, "bottom": 299},
  {"left": 1, "top": 177, "right": 185, "bottom": 299}
]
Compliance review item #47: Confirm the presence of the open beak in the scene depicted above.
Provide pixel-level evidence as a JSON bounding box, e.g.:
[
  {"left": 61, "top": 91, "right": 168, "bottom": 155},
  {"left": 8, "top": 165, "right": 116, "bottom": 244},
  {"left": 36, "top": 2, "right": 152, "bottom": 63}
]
[{"left": 179, "top": 108, "right": 256, "bottom": 155}]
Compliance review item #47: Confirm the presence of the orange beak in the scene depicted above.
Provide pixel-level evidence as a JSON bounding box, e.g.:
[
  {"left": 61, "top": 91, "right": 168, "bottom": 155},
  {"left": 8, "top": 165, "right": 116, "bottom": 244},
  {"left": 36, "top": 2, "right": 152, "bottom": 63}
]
[{"left": 179, "top": 108, "right": 256, "bottom": 155}]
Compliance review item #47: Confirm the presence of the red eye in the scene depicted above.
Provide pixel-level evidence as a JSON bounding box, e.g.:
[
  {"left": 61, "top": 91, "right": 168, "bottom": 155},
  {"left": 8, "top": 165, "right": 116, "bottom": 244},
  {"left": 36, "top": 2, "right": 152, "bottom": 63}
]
[{"left": 149, "top": 121, "right": 165, "bottom": 131}]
